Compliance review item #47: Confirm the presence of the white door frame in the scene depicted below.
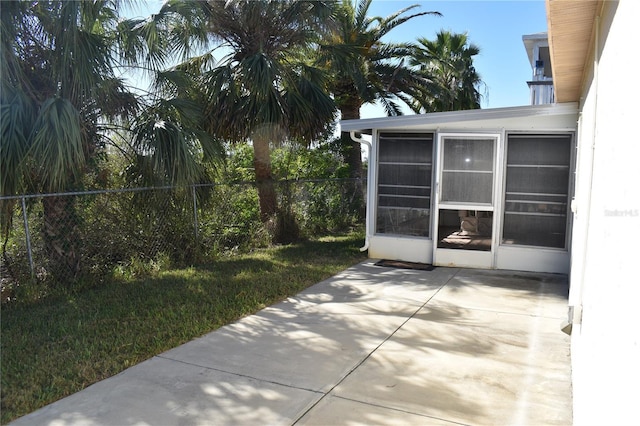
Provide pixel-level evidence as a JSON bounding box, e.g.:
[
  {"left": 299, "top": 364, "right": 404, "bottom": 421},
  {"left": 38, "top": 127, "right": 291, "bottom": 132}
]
[{"left": 433, "top": 132, "right": 501, "bottom": 268}]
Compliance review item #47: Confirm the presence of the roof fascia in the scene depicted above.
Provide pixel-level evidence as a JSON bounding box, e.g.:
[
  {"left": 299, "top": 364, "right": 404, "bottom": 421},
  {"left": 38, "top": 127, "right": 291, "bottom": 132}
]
[{"left": 340, "top": 103, "right": 578, "bottom": 133}]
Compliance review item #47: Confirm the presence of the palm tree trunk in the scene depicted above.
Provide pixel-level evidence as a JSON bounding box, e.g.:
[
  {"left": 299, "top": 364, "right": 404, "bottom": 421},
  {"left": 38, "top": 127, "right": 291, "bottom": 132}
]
[
  {"left": 252, "top": 136, "right": 278, "bottom": 222},
  {"left": 42, "top": 195, "right": 81, "bottom": 283}
]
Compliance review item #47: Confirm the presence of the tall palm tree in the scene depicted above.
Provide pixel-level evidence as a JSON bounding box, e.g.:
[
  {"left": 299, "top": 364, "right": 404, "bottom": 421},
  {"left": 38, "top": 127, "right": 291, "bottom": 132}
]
[
  {"left": 317, "top": 0, "right": 440, "bottom": 180},
  {"left": 410, "top": 30, "right": 484, "bottom": 113},
  {"left": 158, "top": 0, "right": 336, "bottom": 237},
  {"left": 1, "top": 0, "right": 220, "bottom": 280},
  {"left": 1, "top": 0, "right": 140, "bottom": 279}
]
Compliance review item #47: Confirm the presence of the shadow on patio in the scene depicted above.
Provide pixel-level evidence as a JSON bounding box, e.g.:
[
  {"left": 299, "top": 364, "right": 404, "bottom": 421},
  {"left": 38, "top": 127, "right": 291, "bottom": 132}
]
[{"left": 10, "top": 261, "right": 572, "bottom": 426}]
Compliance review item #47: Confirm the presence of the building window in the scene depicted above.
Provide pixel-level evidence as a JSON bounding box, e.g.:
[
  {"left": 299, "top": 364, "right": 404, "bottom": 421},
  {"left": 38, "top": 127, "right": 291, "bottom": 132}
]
[
  {"left": 502, "top": 134, "right": 572, "bottom": 248},
  {"left": 376, "top": 133, "right": 433, "bottom": 237}
]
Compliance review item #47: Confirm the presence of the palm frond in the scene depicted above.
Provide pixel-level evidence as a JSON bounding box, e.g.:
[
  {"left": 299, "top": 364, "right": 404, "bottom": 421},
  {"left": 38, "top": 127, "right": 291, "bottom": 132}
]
[
  {"left": 152, "top": 69, "right": 197, "bottom": 99},
  {"left": 93, "top": 77, "right": 140, "bottom": 121},
  {"left": 28, "top": 97, "right": 85, "bottom": 192},
  {"left": 129, "top": 89, "right": 224, "bottom": 186},
  {"left": 411, "top": 30, "right": 484, "bottom": 112},
  {"left": 0, "top": 88, "right": 35, "bottom": 196},
  {"left": 377, "top": 95, "right": 403, "bottom": 117},
  {"left": 164, "top": 0, "right": 214, "bottom": 61},
  {"left": 317, "top": 0, "right": 442, "bottom": 118},
  {"left": 377, "top": 8, "right": 441, "bottom": 40},
  {"left": 283, "top": 73, "right": 337, "bottom": 141},
  {"left": 354, "top": 0, "right": 373, "bottom": 28}
]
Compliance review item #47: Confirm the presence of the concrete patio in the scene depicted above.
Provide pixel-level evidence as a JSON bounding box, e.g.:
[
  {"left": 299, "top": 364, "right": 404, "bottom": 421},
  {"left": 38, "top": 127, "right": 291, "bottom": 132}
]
[{"left": 11, "top": 260, "right": 572, "bottom": 425}]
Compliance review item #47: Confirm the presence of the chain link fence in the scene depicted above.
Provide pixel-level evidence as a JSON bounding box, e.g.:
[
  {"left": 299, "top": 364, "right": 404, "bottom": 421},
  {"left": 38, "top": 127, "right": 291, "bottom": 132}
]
[{"left": 1, "top": 179, "right": 365, "bottom": 300}]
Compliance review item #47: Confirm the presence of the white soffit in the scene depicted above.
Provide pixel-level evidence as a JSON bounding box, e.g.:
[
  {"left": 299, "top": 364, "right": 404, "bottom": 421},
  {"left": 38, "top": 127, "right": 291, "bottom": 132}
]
[
  {"left": 340, "top": 103, "right": 579, "bottom": 133},
  {"left": 546, "top": 0, "right": 601, "bottom": 103}
]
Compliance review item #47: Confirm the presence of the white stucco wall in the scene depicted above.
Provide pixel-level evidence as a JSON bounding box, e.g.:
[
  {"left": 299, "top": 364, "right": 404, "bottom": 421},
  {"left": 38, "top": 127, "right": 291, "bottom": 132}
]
[{"left": 569, "top": 1, "right": 640, "bottom": 424}]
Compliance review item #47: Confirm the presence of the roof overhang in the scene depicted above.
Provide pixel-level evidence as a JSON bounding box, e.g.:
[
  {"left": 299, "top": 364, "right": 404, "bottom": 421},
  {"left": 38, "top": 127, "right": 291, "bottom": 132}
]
[
  {"left": 340, "top": 103, "right": 579, "bottom": 134},
  {"left": 546, "top": 0, "right": 602, "bottom": 102}
]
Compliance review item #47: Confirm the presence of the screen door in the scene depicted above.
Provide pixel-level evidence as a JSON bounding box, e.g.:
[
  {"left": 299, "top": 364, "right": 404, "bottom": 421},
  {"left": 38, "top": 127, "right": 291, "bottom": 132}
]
[{"left": 434, "top": 135, "right": 498, "bottom": 268}]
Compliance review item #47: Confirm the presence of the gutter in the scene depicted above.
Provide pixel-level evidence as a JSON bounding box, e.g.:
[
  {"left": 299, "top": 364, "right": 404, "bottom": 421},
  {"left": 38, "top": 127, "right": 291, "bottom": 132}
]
[{"left": 350, "top": 131, "right": 372, "bottom": 252}]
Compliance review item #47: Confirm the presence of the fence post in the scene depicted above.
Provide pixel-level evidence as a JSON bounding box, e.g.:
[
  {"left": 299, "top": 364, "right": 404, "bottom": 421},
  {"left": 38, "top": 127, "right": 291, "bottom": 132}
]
[
  {"left": 192, "top": 185, "right": 199, "bottom": 241},
  {"left": 21, "top": 197, "right": 35, "bottom": 278}
]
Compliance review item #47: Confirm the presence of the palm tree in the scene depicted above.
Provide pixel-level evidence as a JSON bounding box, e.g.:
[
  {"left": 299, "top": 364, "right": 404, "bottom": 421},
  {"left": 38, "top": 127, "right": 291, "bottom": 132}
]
[
  {"left": 317, "top": 0, "right": 440, "bottom": 180},
  {"left": 157, "top": 0, "right": 336, "bottom": 239},
  {"left": 1, "top": 0, "right": 140, "bottom": 279},
  {"left": 1, "top": 1, "right": 220, "bottom": 280},
  {"left": 410, "top": 30, "right": 484, "bottom": 113}
]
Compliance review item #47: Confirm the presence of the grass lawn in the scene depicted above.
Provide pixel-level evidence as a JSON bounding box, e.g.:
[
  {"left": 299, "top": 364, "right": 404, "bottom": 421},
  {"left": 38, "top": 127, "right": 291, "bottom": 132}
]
[{"left": 0, "top": 233, "right": 367, "bottom": 424}]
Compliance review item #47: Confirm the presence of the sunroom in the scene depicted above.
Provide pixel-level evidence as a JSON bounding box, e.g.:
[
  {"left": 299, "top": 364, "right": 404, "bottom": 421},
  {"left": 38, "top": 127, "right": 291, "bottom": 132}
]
[{"left": 341, "top": 103, "right": 578, "bottom": 274}]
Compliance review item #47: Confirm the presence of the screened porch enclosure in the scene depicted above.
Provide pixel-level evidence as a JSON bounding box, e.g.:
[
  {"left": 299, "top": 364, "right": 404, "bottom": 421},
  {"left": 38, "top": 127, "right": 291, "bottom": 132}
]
[
  {"left": 341, "top": 103, "right": 579, "bottom": 273},
  {"left": 371, "top": 129, "right": 574, "bottom": 272}
]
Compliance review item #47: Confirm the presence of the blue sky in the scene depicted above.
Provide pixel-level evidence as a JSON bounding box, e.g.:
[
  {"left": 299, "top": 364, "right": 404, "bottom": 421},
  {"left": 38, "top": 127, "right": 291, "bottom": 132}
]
[
  {"left": 124, "top": 1, "right": 548, "bottom": 117},
  {"left": 363, "top": 0, "right": 548, "bottom": 117}
]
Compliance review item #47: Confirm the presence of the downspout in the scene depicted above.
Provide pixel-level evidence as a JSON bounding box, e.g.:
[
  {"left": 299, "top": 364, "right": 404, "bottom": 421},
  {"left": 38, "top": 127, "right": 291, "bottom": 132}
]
[{"left": 350, "top": 131, "right": 371, "bottom": 252}]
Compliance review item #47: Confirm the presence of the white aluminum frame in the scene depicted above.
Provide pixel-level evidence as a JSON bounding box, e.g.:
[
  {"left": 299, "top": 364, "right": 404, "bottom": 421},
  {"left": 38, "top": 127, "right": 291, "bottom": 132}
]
[
  {"left": 433, "top": 132, "right": 502, "bottom": 269},
  {"left": 495, "top": 131, "right": 576, "bottom": 273}
]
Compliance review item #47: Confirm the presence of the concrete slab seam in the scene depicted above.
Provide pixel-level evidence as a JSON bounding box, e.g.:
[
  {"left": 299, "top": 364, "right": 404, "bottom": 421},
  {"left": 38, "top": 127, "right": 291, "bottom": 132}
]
[
  {"left": 154, "top": 354, "right": 324, "bottom": 395},
  {"left": 327, "top": 394, "right": 472, "bottom": 426},
  {"left": 291, "top": 269, "right": 462, "bottom": 425}
]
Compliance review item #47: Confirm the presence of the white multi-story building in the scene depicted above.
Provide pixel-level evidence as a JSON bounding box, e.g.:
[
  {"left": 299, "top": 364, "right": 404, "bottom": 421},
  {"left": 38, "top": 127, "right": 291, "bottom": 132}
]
[{"left": 523, "top": 32, "right": 554, "bottom": 105}]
